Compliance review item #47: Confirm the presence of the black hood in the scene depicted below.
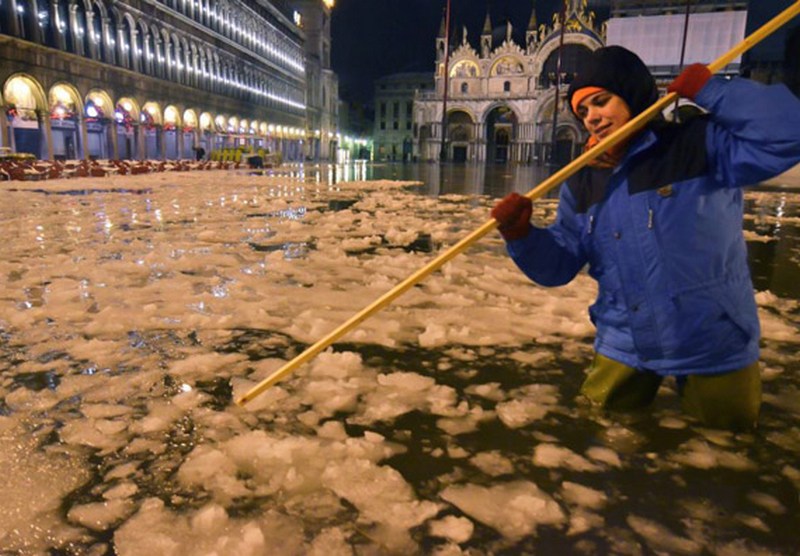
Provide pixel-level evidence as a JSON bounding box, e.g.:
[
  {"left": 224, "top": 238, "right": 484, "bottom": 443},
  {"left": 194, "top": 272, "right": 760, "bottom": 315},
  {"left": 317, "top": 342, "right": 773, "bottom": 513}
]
[{"left": 567, "top": 46, "right": 658, "bottom": 119}]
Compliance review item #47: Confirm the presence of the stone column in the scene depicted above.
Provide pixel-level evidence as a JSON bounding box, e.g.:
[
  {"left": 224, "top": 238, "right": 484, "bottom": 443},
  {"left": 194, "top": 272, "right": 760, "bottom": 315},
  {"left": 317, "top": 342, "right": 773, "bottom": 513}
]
[
  {"left": 78, "top": 116, "right": 90, "bottom": 161},
  {"left": 137, "top": 125, "right": 146, "bottom": 160},
  {"left": 109, "top": 121, "right": 119, "bottom": 160},
  {"left": 158, "top": 127, "right": 166, "bottom": 160},
  {"left": 0, "top": 108, "right": 10, "bottom": 150},
  {"left": 40, "top": 112, "right": 54, "bottom": 161}
]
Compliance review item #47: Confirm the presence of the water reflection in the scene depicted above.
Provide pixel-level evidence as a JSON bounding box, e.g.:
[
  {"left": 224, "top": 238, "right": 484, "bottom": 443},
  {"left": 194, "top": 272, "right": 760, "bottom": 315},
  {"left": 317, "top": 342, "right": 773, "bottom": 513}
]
[
  {"left": 351, "top": 161, "right": 556, "bottom": 198},
  {"left": 286, "top": 161, "right": 557, "bottom": 198}
]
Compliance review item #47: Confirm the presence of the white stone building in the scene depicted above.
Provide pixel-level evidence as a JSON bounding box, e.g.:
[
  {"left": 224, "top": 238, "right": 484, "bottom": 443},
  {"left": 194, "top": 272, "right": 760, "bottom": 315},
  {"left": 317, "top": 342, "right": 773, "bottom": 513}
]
[{"left": 414, "top": 0, "right": 604, "bottom": 164}]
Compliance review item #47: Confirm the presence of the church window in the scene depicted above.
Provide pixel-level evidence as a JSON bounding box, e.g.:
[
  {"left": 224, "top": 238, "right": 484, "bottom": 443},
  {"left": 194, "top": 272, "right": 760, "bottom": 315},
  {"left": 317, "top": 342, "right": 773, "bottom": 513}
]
[
  {"left": 504, "top": 81, "right": 511, "bottom": 92},
  {"left": 460, "top": 82, "right": 468, "bottom": 94}
]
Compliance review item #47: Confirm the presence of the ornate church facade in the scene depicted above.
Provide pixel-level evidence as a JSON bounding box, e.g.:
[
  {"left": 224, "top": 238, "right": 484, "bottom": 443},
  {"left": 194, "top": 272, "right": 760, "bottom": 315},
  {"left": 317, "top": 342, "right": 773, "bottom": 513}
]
[{"left": 414, "top": 0, "right": 605, "bottom": 164}]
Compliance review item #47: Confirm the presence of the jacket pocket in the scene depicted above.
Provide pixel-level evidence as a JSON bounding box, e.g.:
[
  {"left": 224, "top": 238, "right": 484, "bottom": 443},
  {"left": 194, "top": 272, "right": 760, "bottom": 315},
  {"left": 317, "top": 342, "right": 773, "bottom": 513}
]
[{"left": 661, "top": 280, "right": 756, "bottom": 361}]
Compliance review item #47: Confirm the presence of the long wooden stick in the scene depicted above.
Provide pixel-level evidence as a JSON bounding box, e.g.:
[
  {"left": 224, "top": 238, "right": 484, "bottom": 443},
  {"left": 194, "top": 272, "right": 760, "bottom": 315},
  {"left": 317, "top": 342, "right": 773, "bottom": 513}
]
[{"left": 236, "top": 1, "right": 800, "bottom": 406}]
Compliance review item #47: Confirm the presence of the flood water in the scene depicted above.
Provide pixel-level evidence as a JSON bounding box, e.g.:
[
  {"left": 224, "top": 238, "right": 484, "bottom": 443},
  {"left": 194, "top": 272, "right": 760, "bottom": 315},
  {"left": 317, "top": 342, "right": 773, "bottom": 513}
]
[{"left": 0, "top": 163, "right": 798, "bottom": 555}]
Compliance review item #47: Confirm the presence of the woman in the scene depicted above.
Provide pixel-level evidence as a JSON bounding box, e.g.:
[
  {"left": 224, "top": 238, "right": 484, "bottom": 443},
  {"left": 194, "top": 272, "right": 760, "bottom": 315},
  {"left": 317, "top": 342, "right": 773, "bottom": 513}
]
[{"left": 492, "top": 46, "right": 800, "bottom": 430}]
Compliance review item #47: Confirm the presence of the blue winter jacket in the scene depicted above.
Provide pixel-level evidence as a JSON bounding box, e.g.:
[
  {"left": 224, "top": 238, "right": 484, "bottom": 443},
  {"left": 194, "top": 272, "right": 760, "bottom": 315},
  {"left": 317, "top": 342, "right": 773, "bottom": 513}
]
[{"left": 506, "top": 77, "right": 800, "bottom": 376}]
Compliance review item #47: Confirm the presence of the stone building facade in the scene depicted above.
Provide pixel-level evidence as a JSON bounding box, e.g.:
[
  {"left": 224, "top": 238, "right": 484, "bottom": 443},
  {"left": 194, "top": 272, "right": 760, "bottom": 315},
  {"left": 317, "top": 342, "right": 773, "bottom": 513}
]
[
  {"left": 0, "top": 0, "right": 338, "bottom": 161},
  {"left": 414, "top": 0, "right": 605, "bottom": 164},
  {"left": 373, "top": 72, "right": 433, "bottom": 162}
]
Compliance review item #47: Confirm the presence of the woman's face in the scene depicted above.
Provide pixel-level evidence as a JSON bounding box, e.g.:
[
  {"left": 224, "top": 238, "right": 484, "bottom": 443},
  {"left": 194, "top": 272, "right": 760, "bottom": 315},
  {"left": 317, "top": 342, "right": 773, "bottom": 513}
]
[{"left": 575, "top": 91, "right": 632, "bottom": 141}]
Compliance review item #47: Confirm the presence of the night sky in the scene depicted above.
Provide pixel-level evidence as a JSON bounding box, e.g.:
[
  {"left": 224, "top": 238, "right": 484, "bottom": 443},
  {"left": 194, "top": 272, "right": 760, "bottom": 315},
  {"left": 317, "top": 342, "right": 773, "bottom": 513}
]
[
  {"left": 331, "top": 0, "right": 563, "bottom": 103},
  {"left": 330, "top": 0, "right": 797, "bottom": 104}
]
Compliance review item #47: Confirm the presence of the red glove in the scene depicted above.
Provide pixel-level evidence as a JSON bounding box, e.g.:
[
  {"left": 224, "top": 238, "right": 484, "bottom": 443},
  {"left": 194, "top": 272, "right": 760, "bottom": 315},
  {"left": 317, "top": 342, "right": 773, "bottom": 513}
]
[
  {"left": 668, "top": 63, "right": 712, "bottom": 100},
  {"left": 491, "top": 193, "right": 532, "bottom": 241}
]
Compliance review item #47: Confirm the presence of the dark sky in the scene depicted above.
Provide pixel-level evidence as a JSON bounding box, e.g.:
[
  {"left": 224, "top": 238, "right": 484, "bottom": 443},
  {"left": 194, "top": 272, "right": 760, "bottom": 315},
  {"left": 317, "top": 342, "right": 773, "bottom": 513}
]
[{"left": 331, "top": 0, "right": 562, "bottom": 103}]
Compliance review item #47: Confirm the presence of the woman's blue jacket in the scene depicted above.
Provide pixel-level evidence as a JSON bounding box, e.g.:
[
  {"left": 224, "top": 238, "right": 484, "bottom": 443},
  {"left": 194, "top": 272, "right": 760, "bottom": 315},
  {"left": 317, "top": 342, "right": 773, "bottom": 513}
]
[{"left": 506, "top": 77, "right": 800, "bottom": 376}]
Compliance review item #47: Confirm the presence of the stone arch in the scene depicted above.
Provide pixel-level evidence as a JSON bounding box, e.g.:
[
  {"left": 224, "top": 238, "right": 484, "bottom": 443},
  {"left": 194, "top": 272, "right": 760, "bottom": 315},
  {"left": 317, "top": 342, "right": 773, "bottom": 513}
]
[
  {"left": 141, "top": 102, "right": 163, "bottom": 126},
  {"left": 72, "top": 1, "right": 91, "bottom": 57},
  {"left": 490, "top": 55, "right": 525, "bottom": 77},
  {"left": 183, "top": 109, "right": 198, "bottom": 131},
  {"left": 187, "top": 40, "right": 198, "bottom": 87},
  {"left": 136, "top": 20, "right": 151, "bottom": 74},
  {"left": 114, "top": 96, "right": 140, "bottom": 160},
  {"left": 199, "top": 112, "right": 213, "bottom": 132},
  {"left": 4, "top": 73, "right": 48, "bottom": 112},
  {"left": 4, "top": 74, "right": 48, "bottom": 158},
  {"left": 164, "top": 105, "right": 181, "bottom": 129},
  {"left": 214, "top": 114, "right": 227, "bottom": 133},
  {"left": 450, "top": 59, "right": 481, "bottom": 78},
  {"left": 119, "top": 12, "right": 138, "bottom": 70},
  {"left": 47, "top": 82, "right": 89, "bottom": 160},
  {"left": 105, "top": 6, "right": 121, "bottom": 66},
  {"left": 115, "top": 96, "right": 140, "bottom": 122},
  {"left": 84, "top": 88, "right": 113, "bottom": 120},
  {"left": 445, "top": 109, "right": 475, "bottom": 162},
  {"left": 484, "top": 104, "right": 520, "bottom": 164},
  {"left": 55, "top": 2, "right": 74, "bottom": 52},
  {"left": 49, "top": 82, "right": 84, "bottom": 120},
  {"left": 163, "top": 104, "right": 183, "bottom": 159},
  {"left": 87, "top": 0, "right": 107, "bottom": 62}
]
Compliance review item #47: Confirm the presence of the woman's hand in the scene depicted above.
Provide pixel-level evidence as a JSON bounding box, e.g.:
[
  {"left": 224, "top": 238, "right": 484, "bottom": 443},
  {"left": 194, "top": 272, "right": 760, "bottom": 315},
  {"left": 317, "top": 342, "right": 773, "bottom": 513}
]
[{"left": 491, "top": 193, "right": 532, "bottom": 241}]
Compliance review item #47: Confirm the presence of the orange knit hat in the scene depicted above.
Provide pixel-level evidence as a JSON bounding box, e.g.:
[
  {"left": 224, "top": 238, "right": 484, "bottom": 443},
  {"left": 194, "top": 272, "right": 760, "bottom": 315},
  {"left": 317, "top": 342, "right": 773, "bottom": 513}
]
[{"left": 570, "top": 86, "right": 606, "bottom": 115}]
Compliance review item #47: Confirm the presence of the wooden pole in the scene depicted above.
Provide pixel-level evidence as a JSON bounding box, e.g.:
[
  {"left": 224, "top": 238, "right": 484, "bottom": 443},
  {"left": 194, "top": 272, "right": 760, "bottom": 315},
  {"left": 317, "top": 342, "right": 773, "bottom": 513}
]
[
  {"left": 236, "top": 0, "right": 800, "bottom": 406},
  {"left": 439, "top": 0, "right": 452, "bottom": 162},
  {"left": 673, "top": 0, "right": 693, "bottom": 121}
]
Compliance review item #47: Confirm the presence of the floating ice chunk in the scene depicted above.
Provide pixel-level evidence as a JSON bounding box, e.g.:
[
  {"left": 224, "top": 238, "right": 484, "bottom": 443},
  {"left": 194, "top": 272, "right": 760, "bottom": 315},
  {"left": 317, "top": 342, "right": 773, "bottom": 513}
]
[
  {"left": 419, "top": 323, "right": 448, "bottom": 347},
  {"left": 496, "top": 398, "right": 550, "bottom": 428},
  {"left": 746, "top": 491, "right": 786, "bottom": 515},
  {"left": 128, "top": 401, "right": 182, "bottom": 435},
  {"left": 4, "top": 386, "right": 60, "bottom": 412},
  {"left": 668, "top": 439, "right": 756, "bottom": 471},
  {"left": 626, "top": 515, "right": 702, "bottom": 554},
  {"left": 307, "top": 527, "right": 353, "bottom": 556},
  {"left": 104, "top": 462, "right": 140, "bottom": 481},
  {"left": 560, "top": 481, "right": 607, "bottom": 510},
  {"left": 742, "top": 230, "right": 776, "bottom": 243},
  {"left": 168, "top": 352, "right": 249, "bottom": 380},
  {"left": 509, "top": 350, "right": 555, "bottom": 367},
  {"left": 384, "top": 228, "right": 420, "bottom": 246},
  {"left": 437, "top": 405, "right": 494, "bottom": 435},
  {"left": 532, "top": 443, "right": 601, "bottom": 472},
  {"left": 114, "top": 498, "right": 306, "bottom": 556},
  {"left": 585, "top": 446, "right": 623, "bottom": 468},
  {"left": 377, "top": 371, "right": 435, "bottom": 391},
  {"left": 59, "top": 418, "right": 129, "bottom": 452},
  {"left": 428, "top": 515, "right": 474, "bottom": 544},
  {"left": 496, "top": 384, "right": 559, "bottom": 429},
  {"left": 441, "top": 481, "right": 565, "bottom": 539},
  {"left": 469, "top": 451, "right": 515, "bottom": 477},
  {"left": 317, "top": 420, "right": 348, "bottom": 440},
  {"left": 309, "top": 350, "right": 364, "bottom": 380},
  {"left": 465, "top": 382, "right": 505, "bottom": 402},
  {"left": 103, "top": 482, "right": 139, "bottom": 500},
  {"left": 304, "top": 379, "right": 360, "bottom": 417},
  {"left": 177, "top": 446, "right": 250, "bottom": 503},
  {"left": 81, "top": 403, "right": 134, "bottom": 419},
  {"left": 659, "top": 416, "right": 689, "bottom": 429},
  {"left": 354, "top": 372, "right": 461, "bottom": 424},
  {"left": 0, "top": 418, "right": 90, "bottom": 553},
  {"left": 322, "top": 458, "right": 441, "bottom": 552},
  {"left": 67, "top": 499, "right": 135, "bottom": 532}
]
